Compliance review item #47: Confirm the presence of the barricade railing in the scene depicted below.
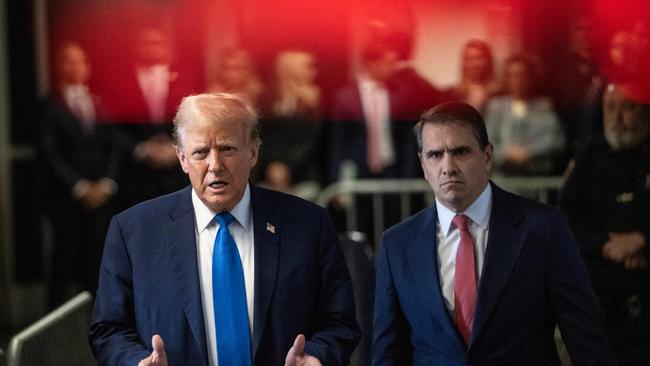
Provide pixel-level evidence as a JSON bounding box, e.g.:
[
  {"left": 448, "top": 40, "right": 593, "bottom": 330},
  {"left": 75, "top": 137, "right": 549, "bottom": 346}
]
[
  {"left": 7, "top": 291, "right": 94, "bottom": 366},
  {"left": 316, "top": 175, "right": 564, "bottom": 250}
]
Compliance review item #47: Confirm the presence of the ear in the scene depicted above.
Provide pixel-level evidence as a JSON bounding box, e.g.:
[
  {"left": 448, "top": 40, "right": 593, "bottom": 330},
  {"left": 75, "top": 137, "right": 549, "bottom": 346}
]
[
  {"left": 484, "top": 143, "right": 494, "bottom": 174},
  {"left": 176, "top": 146, "right": 189, "bottom": 174},
  {"left": 419, "top": 152, "right": 429, "bottom": 180},
  {"left": 248, "top": 138, "right": 261, "bottom": 168}
]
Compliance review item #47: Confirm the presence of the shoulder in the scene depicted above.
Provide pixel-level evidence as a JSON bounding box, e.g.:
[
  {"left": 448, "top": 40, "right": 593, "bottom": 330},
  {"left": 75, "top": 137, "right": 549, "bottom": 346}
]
[
  {"left": 492, "top": 183, "right": 565, "bottom": 223},
  {"left": 530, "top": 96, "right": 555, "bottom": 110},
  {"left": 252, "top": 185, "right": 328, "bottom": 219},
  {"left": 572, "top": 136, "right": 609, "bottom": 165},
  {"left": 485, "top": 96, "right": 510, "bottom": 115},
  {"left": 382, "top": 206, "right": 434, "bottom": 245},
  {"left": 114, "top": 186, "right": 191, "bottom": 225}
]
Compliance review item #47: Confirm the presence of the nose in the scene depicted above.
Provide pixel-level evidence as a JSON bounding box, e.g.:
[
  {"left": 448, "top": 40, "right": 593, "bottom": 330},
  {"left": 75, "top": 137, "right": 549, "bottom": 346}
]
[
  {"left": 207, "top": 149, "right": 223, "bottom": 173},
  {"left": 441, "top": 153, "right": 458, "bottom": 176}
]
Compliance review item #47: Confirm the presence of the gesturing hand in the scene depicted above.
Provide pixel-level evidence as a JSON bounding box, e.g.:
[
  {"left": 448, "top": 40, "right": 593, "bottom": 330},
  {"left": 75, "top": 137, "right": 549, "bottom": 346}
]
[
  {"left": 138, "top": 335, "right": 168, "bottom": 366},
  {"left": 284, "top": 334, "right": 322, "bottom": 366}
]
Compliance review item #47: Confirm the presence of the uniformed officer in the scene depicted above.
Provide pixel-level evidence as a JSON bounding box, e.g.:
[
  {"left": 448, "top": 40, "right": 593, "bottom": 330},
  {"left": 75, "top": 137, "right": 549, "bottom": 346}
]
[{"left": 560, "top": 82, "right": 650, "bottom": 365}]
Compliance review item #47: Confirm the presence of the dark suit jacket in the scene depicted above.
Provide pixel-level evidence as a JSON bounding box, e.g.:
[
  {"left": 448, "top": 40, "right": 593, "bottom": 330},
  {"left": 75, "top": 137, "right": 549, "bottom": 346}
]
[
  {"left": 373, "top": 183, "right": 616, "bottom": 365},
  {"left": 89, "top": 185, "right": 360, "bottom": 365},
  {"left": 327, "top": 82, "right": 419, "bottom": 182},
  {"left": 38, "top": 94, "right": 120, "bottom": 197}
]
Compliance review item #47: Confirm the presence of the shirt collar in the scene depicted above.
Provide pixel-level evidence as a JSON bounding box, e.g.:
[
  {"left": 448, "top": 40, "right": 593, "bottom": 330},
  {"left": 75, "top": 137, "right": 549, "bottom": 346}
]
[
  {"left": 192, "top": 183, "right": 252, "bottom": 233},
  {"left": 61, "top": 84, "right": 89, "bottom": 96},
  {"left": 436, "top": 183, "right": 492, "bottom": 235},
  {"left": 357, "top": 73, "right": 385, "bottom": 91}
]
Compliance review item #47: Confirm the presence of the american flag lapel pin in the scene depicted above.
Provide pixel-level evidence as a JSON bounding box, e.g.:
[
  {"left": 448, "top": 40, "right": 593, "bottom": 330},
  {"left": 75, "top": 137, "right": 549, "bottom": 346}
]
[{"left": 266, "top": 222, "right": 276, "bottom": 234}]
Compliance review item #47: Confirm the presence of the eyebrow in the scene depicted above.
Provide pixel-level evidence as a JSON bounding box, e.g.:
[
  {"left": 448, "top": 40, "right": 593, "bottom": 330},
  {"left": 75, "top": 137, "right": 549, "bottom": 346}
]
[{"left": 424, "top": 145, "right": 472, "bottom": 157}]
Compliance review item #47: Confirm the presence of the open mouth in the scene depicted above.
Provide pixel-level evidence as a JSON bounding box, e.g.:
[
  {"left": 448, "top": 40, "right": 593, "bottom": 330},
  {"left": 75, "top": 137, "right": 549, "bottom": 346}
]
[{"left": 208, "top": 181, "right": 228, "bottom": 189}]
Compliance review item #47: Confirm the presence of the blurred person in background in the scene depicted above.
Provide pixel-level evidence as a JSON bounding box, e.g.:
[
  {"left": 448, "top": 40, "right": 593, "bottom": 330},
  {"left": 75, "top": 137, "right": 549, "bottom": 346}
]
[
  {"left": 376, "top": 29, "right": 443, "bottom": 122},
  {"left": 328, "top": 39, "right": 420, "bottom": 246},
  {"left": 257, "top": 50, "right": 324, "bottom": 200},
  {"left": 443, "top": 40, "right": 500, "bottom": 113},
  {"left": 329, "top": 40, "right": 415, "bottom": 181},
  {"left": 484, "top": 54, "right": 565, "bottom": 175},
  {"left": 208, "top": 47, "right": 264, "bottom": 107},
  {"left": 38, "top": 42, "right": 120, "bottom": 308},
  {"left": 559, "top": 82, "right": 650, "bottom": 365},
  {"left": 104, "top": 26, "right": 193, "bottom": 210}
]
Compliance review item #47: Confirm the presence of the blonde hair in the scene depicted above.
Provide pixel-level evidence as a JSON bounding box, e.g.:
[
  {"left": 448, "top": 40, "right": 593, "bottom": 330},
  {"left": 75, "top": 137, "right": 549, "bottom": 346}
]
[{"left": 173, "top": 93, "right": 259, "bottom": 147}]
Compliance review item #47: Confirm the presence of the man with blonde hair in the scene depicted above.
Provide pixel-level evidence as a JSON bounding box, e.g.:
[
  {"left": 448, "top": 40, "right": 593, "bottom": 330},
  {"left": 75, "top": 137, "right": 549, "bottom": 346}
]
[{"left": 90, "top": 93, "right": 359, "bottom": 365}]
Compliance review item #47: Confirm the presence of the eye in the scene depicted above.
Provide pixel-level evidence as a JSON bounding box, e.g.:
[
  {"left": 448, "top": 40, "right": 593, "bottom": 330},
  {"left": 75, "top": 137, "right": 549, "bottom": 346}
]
[
  {"left": 220, "top": 146, "right": 238, "bottom": 156},
  {"left": 192, "top": 149, "right": 208, "bottom": 159},
  {"left": 453, "top": 148, "right": 471, "bottom": 156},
  {"left": 426, "top": 151, "right": 443, "bottom": 159}
]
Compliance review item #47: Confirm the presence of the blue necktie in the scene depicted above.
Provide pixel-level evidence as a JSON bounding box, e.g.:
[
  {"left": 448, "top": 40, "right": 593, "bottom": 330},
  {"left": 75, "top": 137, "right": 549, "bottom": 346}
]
[{"left": 213, "top": 212, "right": 252, "bottom": 366}]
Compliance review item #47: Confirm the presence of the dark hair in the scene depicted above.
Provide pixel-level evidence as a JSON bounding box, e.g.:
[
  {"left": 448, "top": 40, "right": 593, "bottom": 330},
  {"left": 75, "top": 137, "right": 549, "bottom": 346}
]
[
  {"left": 414, "top": 102, "right": 490, "bottom": 153},
  {"left": 503, "top": 53, "right": 539, "bottom": 95},
  {"left": 462, "top": 40, "right": 494, "bottom": 79}
]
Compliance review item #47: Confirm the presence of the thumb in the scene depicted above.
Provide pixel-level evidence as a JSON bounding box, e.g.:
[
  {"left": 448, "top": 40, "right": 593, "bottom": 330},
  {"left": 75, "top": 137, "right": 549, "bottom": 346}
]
[
  {"left": 151, "top": 334, "right": 166, "bottom": 362},
  {"left": 292, "top": 334, "right": 306, "bottom": 355},
  {"left": 284, "top": 334, "right": 306, "bottom": 366}
]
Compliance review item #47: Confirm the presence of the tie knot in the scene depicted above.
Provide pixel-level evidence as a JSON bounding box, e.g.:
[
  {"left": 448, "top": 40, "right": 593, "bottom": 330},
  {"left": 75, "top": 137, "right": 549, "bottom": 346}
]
[
  {"left": 453, "top": 214, "right": 470, "bottom": 231},
  {"left": 216, "top": 211, "right": 234, "bottom": 227}
]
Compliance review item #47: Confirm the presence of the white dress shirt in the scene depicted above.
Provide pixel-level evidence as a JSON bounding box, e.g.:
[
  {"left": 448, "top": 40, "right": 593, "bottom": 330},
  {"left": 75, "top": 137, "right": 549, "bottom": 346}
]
[
  {"left": 436, "top": 184, "right": 492, "bottom": 314},
  {"left": 136, "top": 63, "right": 170, "bottom": 123},
  {"left": 358, "top": 75, "right": 396, "bottom": 167},
  {"left": 192, "top": 184, "right": 255, "bottom": 366},
  {"left": 62, "top": 84, "right": 96, "bottom": 127}
]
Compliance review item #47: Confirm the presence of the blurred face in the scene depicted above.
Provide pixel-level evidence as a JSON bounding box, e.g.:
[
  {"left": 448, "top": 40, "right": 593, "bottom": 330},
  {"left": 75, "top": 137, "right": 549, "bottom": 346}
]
[
  {"left": 463, "top": 46, "right": 490, "bottom": 81},
  {"left": 609, "top": 31, "right": 634, "bottom": 67},
  {"left": 176, "top": 116, "right": 259, "bottom": 212},
  {"left": 420, "top": 122, "right": 492, "bottom": 212},
  {"left": 366, "top": 50, "right": 398, "bottom": 82},
  {"left": 221, "top": 52, "right": 252, "bottom": 88},
  {"left": 505, "top": 61, "right": 530, "bottom": 99},
  {"left": 603, "top": 85, "right": 650, "bottom": 150},
  {"left": 58, "top": 45, "right": 90, "bottom": 85},
  {"left": 135, "top": 29, "right": 172, "bottom": 66},
  {"left": 293, "top": 54, "right": 318, "bottom": 83}
]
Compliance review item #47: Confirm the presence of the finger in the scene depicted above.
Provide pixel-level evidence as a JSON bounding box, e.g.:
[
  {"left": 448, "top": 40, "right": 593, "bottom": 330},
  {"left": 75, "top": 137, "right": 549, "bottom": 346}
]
[
  {"left": 293, "top": 334, "right": 306, "bottom": 355},
  {"left": 284, "top": 334, "right": 306, "bottom": 366},
  {"left": 152, "top": 334, "right": 166, "bottom": 358}
]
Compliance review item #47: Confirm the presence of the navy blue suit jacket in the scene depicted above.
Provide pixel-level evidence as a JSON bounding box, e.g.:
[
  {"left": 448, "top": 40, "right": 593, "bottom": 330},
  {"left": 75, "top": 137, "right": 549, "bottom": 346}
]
[
  {"left": 90, "top": 185, "right": 360, "bottom": 365},
  {"left": 373, "top": 183, "right": 616, "bottom": 365}
]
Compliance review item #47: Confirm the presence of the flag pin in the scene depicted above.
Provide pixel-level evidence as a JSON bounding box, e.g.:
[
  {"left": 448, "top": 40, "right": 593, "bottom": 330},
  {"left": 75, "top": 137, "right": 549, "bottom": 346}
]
[{"left": 266, "top": 222, "right": 276, "bottom": 234}]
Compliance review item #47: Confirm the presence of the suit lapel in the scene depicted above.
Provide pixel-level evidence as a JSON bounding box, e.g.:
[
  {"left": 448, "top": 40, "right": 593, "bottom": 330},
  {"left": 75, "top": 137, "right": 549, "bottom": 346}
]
[
  {"left": 407, "top": 206, "right": 464, "bottom": 347},
  {"left": 165, "top": 187, "right": 209, "bottom": 362},
  {"left": 470, "top": 184, "right": 526, "bottom": 345},
  {"left": 250, "top": 186, "right": 282, "bottom": 357}
]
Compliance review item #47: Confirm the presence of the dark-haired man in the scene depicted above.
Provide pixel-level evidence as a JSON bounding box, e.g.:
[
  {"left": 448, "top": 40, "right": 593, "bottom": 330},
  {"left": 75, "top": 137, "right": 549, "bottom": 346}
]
[{"left": 373, "top": 102, "right": 615, "bottom": 365}]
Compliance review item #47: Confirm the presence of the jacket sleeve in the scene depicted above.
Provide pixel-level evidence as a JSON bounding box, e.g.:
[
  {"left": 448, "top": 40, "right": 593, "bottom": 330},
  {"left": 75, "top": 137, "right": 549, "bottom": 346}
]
[
  {"left": 89, "top": 216, "right": 151, "bottom": 365},
  {"left": 38, "top": 102, "right": 84, "bottom": 195},
  {"left": 372, "top": 237, "right": 413, "bottom": 365},
  {"left": 546, "top": 209, "right": 617, "bottom": 365},
  {"left": 558, "top": 157, "right": 609, "bottom": 260},
  {"left": 303, "top": 209, "right": 361, "bottom": 365}
]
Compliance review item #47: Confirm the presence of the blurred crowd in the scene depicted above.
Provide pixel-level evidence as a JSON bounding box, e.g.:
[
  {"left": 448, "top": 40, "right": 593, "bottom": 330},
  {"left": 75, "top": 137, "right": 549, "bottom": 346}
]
[{"left": 37, "top": 17, "right": 650, "bottom": 364}]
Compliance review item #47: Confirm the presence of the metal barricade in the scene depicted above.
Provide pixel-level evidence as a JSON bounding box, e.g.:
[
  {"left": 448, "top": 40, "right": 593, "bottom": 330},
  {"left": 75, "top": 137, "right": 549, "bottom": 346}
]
[
  {"left": 7, "top": 291, "right": 95, "bottom": 366},
  {"left": 316, "top": 176, "right": 564, "bottom": 250}
]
